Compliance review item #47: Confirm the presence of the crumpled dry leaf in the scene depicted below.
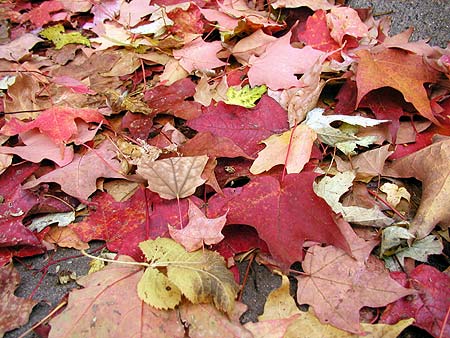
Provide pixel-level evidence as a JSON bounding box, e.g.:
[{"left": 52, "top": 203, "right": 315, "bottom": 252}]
[
  {"left": 305, "top": 108, "right": 389, "bottom": 155},
  {"left": 384, "top": 139, "right": 450, "bottom": 238},
  {"left": 137, "top": 155, "right": 208, "bottom": 200},
  {"left": 314, "top": 171, "right": 393, "bottom": 227}
]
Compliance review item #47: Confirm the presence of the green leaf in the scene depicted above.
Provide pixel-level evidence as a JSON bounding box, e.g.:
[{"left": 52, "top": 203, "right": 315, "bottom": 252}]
[
  {"left": 139, "top": 238, "right": 238, "bottom": 314},
  {"left": 40, "top": 24, "right": 90, "bottom": 50},
  {"left": 225, "top": 84, "right": 267, "bottom": 108}
]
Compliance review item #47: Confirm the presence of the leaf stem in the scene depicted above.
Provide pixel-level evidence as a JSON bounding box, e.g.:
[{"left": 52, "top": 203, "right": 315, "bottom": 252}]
[{"left": 80, "top": 250, "right": 150, "bottom": 267}]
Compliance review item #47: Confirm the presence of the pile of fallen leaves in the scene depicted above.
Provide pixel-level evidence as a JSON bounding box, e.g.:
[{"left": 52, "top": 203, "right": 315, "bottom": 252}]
[{"left": 0, "top": 0, "right": 449, "bottom": 337}]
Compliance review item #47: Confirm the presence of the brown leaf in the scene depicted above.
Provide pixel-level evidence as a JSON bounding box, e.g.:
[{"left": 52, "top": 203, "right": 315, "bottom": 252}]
[
  {"left": 44, "top": 226, "right": 90, "bottom": 250},
  {"left": 384, "top": 139, "right": 450, "bottom": 238},
  {"left": 0, "top": 264, "right": 37, "bottom": 336},
  {"left": 296, "top": 245, "right": 413, "bottom": 334},
  {"left": 168, "top": 200, "right": 227, "bottom": 251},
  {"left": 137, "top": 155, "right": 208, "bottom": 200}
]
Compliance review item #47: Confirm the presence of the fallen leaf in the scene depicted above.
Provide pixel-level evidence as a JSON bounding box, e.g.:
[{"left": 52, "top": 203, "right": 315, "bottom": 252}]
[
  {"left": 173, "top": 37, "right": 227, "bottom": 73},
  {"left": 0, "top": 33, "right": 43, "bottom": 61},
  {"left": 314, "top": 171, "right": 393, "bottom": 227},
  {"left": 248, "top": 31, "right": 325, "bottom": 90},
  {"left": 207, "top": 173, "right": 352, "bottom": 269},
  {"left": 0, "top": 264, "right": 37, "bottom": 336},
  {"left": 380, "top": 182, "right": 411, "bottom": 207},
  {"left": 28, "top": 210, "right": 75, "bottom": 232},
  {"left": 48, "top": 256, "right": 185, "bottom": 338},
  {"left": 137, "top": 155, "right": 208, "bottom": 200},
  {"left": 381, "top": 264, "right": 450, "bottom": 338},
  {"left": 225, "top": 84, "right": 267, "bottom": 108},
  {"left": 144, "top": 78, "right": 202, "bottom": 120},
  {"left": 40, "top": 24, "right": 90, "bottom": 49},
  {"left": 19, "top": 0, "right": 64, "bottom": 27},
  {"left": 231, "top": 29, "right": 277, "bottom": 64},
  {"left": 1, "top": 106, "right": 106, "bottom": 150},
  {"left": 44, "top": 226, "right": 90, "bottom": 250},
  {"left": 0, "top": 130, "right": 74, "bottom": 167},
  {"left": 284, "top": 310, "right": 414, "bottom": 338},
  {"left": 296, "top": 245, "right": 413, "bottom": 334},
  {"left": 139, "top": 237, "right": 239, "bottom": 313},
  {"left": 169, "top": 200, "right": 227, "bottom": 251},
  {"left": 356, "top": 49, "right": 439, "bottom": 124},
  {"left": 179, "top": 132, "right": 252, "bottom": 159},
  {"left": 305, "top": 108, "right": 388, "bottom": 156},
  {"left": 297, "top": 10, "right": 341, "bottom": 59},
  {"left": 187, "top": 95, "right": 289, "bottom": 156},
  {"left": 384, "top": 139, "right": 450, "bottom": 238},
  {"left": 271, "top": 0, "right": 333, "bottom": 10},
  {"left": 335, "top": 144, "right": 394, "bottom": 181},
  {"left": 22, "top": 141, "right": 124, "bottom": 201},
  {"left": 179, "top": 302, "right": 253, "bottom": 338},
  {"left": 326, "top": 7, "right": 368, "bottom": 44},
  {"left": 250, "top": 124, "right": 317, "bottom": 174}
]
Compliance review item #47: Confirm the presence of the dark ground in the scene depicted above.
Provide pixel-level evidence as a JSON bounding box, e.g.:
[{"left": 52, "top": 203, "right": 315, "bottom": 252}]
[{"left": 5, "top": 1, "right": 449, "bottom": 337}]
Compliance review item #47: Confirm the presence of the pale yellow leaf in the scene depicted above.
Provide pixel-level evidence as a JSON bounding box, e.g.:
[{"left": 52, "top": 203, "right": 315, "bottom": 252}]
[
  {"left": 137, "top": 155, "right": 208, "bottom": 199},
  {"left": 139, "top": 238, "right": 239, "bottom": 314},
  {"left": 137, "top": 267, "right": 182, "bottom": 310}
]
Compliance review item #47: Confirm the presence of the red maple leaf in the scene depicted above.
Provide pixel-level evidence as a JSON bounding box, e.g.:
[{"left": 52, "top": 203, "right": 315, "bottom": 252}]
[
  {"left": 207, "top": 172, "right": 351, "bottom": 269},
  {"left": 187, "top": 95, "right": 289, "bottom": 157},
  {"left": 19, "top": 0, "right": 64, "bottom": 27},
  {"left": 1, "top": 106, "right": 106, "bottom": 149},
  {"left": 143, "top": 78, "right": 202, "bottom": 120},
  {"left": 381, "top": 264, "right": 450, "bottom": 338},
  {"left": 297, "top": 10, "right": 341, "bottom": 60},
  {"left": 0, "top": 163, "right": 43, "bottom": 263}
]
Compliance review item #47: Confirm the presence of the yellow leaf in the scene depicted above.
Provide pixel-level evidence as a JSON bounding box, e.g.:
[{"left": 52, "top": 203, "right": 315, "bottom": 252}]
[
  {"left": 225, "top": 84, "right": 267, "bottom": 108},
  {"left": 250, "top": 124, "right": 317, "bottom": 174},
  {"left": 139, "top": 238, "right": 239, "bottom": 314},
  {"left": 137, "top": 267, "right": 182, "bottom": 310},
  {"left": 40, "top": 24, "right": 90, "bottom": 50},
  {"left": 137, "top": 155, "right": 208, "bottom": 200}
]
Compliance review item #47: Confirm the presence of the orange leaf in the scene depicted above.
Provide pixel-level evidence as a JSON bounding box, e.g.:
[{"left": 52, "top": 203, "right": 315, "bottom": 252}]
[{"left": 356, "top": 49, "right": 439, "bottom": 124}]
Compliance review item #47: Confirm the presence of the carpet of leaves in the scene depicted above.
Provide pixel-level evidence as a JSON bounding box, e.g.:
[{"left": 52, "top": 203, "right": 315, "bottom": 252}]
[{"left": 0, "top": 0, "right": 449, "bottom": 337}]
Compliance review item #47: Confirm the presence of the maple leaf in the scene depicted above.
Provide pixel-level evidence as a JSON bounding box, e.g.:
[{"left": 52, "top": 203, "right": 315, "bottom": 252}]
[
  {"left": 0, "top": 130, "right": 74, "bottom": 167},
  {"left": 173, "top": 37, "right": 227, "bottom": 73},
  {"left": 248, "top": 31, "right": 325, "bottom": 90},
  {"left": 0, "top": 163, "right": 42, "bottom": 250},
  {"left": 384, "top": 139, "right": 450, "bottom": 238},
  {"left": 19, "top": 0, "right": 64, "bottom": 27},
  {"left": 297, "top": 10, "right": 341, "bottom": 60},
  {"left": 179, "top": 132, "right": 252, "bottom": 159},
  {"left": 326, "top": 7, "right": 368, "bottom": 45},
  {"left": 22, "top": 141, "right": 124, "bottom": 201},
  {"left": 355, "top": 49, "right": 439, "bottom": 124},
  {"left": 207, "top": 173, "right": 352, "bottom": 269},
  {"left": 0, "top": 264, "right": 37, "bottom": 336},
  {"left": 44, "top": 226, "right": 89, "bottom": 250},
  {"left": 139, "top": 238, "right": 239, "bottom": 313},
  {"left": 137, "top": 155, "right": 208, "bottom": 200},
  {"left": 0, "top": 33, "right": 43, "bottom": 61},
  {"left": 381, "top": 264, "right": 450, "bottom": 338},
  {"left": 296, "top": 245, "right": 413, "bottom": 334},
  {"left": 143, "top": 78, "right": 202, "bottom": 120},
  {"left": 270, "top": 0, "right": 333, "bottom": 10},
  {"left": 231, "top": 29, "right": 277, "bottom": 64},
  {"left": 187, "top": 95, "right": 289, "bottom": 156},
  {"left": 48, "top": 256, "right": 186, "bottom": 337},
  {"left": 359, "top": 88, "right": 410, "bottom": 143},
  {"left": 39, "top": 24, "right": 90, "bottom": 50},
  {"left": 250, "top": 124, "right": 317, "bottom": 174},
  {"left": 1, "top": 106, "right": 106, "bottom": 150},
  {"left": 168, "top": 200, "right": 227, "bottom": 251}
]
